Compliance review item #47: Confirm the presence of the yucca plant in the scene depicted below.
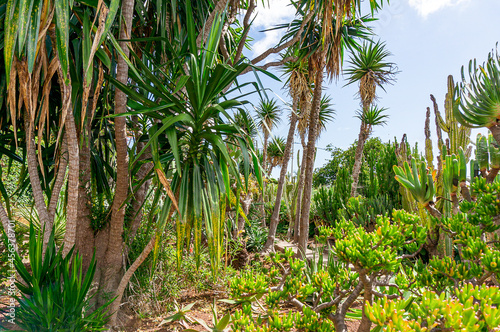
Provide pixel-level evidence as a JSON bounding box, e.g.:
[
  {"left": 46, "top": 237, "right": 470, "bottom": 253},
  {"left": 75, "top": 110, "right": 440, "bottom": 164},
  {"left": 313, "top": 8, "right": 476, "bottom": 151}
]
[
  {"left": 4, "top": 224, "right": 111, "bottom": 331},
  {"left": 110, "top": 5, "right": 260, "bottom": 276}
]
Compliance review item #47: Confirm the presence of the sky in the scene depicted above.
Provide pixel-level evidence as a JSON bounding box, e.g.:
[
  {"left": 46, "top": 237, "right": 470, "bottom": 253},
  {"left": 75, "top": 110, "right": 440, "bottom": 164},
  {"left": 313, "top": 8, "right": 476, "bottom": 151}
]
[{"left": 237, "top": 0, "right": 500, "bottom": 176}]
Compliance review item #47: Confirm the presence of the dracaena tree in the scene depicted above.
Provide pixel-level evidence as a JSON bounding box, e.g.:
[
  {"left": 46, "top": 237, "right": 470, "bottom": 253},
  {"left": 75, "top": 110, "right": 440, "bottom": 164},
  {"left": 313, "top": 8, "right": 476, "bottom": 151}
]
[{"left": 344, "top": 41, "right": 397, "bottom": 197}]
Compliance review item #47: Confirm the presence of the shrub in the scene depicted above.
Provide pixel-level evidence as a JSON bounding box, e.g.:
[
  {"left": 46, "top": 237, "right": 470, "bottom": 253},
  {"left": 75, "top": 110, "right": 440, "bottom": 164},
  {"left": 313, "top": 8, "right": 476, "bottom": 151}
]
[{"left": 4, "top": 225, "right": 111, "bottom": 331}]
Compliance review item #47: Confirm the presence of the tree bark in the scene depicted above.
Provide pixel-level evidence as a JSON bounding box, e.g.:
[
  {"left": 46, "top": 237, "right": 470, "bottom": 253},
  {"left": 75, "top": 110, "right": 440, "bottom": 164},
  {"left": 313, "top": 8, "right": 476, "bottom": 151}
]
[
  {"left": 259, "top": 132, "right": 269, "bottom": 226},
  {"left": 294, "top": 140, "right": 307, "bottom": 242},
  {"left": 62, "top": 110, "right": 80, "bottom": 257},
  {"left": 358, "top": 271, "right": 373, "bottom": 332},
  {"left": 24, "top": 115, "right": 51, "bottom": 248},
  {"left": 75, "top": 120, "right": 95, "bottom": 274},
  {"left": 263, "top": 107, "right": 298, "bottom": 252},
  {"left": 298, "top": 60, "right": 325, "bottom": 254},
  {"left": 109, "top": 235, "right": 156, "bottom": 326},
  {"left": 99, "top": 0, "right": 134, "bottom": 311},
  {"left": 350, "top": 122, "right": 368, "bottom": 197},
  {"left": 48, "top": 138, "right": 68, "bottom": 222},
  {"left": 235, "top": 192, "right": 252, "bottom": 238}
]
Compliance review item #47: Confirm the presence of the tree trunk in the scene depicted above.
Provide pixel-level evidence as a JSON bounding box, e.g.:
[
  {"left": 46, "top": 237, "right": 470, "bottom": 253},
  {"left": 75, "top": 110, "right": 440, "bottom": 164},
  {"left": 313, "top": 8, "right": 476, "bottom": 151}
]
[
  {"left": 109, "top": 235, "right": 156, "bottom": 326},
  {"left": 298, "top": 61, "right": 324, "bottom": 254},
  {"left": 99, "top": 0, "right": 134, "bottom": 311},
  {"left": 358, "top": 272, "right": 373, "bottom": 332},
  {"left": 24, "top": 115, "right": 51, "bottom": 248},
  {"left": 350, "top": 121, "right": 368, "bottom": 197},
  {"left": 259, "top": 132, "right": 269, "bottom": 226},
  {"left": 262, "top": 107, "right": 298, "bottom": 252},
  {"left": 75, "top": 121, "right": 95, "bottom": 274},
  {"left": 294, "top": 139, "right": 307, "bottom": 242},
  {"left": 235, "top": 192, "right": 252, "bottom": 238},
  {"left": 62, "top": 110, "right": 80, "bottom": 257},
  {"left": 48, "top": 138, "right": 68, "bottom": 222}
]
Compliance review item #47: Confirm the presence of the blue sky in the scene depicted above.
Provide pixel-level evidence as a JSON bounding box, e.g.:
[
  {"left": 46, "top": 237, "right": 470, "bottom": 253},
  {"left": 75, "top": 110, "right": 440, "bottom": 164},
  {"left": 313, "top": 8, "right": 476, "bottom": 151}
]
[{"left": 239, "top": 0, "right": 500, "bottom": 175}]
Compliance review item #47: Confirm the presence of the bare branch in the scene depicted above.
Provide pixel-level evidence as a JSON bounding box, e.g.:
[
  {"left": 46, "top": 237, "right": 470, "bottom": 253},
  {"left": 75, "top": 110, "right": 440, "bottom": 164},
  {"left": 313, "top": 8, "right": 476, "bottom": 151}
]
[
  {"left": 249, "top": 11, "right": 314, "bottom": 65},
  {"left": 234, "top": 0, "right": 256, "bottom": 63}
]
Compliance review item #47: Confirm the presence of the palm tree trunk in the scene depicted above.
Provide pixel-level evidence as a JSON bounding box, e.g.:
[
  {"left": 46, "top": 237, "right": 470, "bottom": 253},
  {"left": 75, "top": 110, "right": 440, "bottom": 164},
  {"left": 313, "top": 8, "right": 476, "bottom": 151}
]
[
  {"left": 76, "top": 120, "right": 95, "bottom": 274},
  {"left": 259, "top": 133, "right": 269, "bottom": 226},
  {"left": 24, "top": 115, "right": 51, "bottom": 248},
  {"left": 298, "top": 61, "right": 325, "bottom": 254},
  {"left": 294, "top": 137, "right": 307, "bottom": 242},
  {"left": 99, "top": 0, "right": 134, "bottom": 310},
  {"left": 350, "top": 121, "right": 368, "bottom": 197},
  {"left": 109, "top": 234, "right": 156, "bottom": 326},
  {"left": 48, "top": 138, "right": 68, "bottom": 222},
  {"left": 263, "top": 105, "right": 298, "bottom": 252},
  {"left": 62, "top": 110, "right": 80, "bottom": 257}
]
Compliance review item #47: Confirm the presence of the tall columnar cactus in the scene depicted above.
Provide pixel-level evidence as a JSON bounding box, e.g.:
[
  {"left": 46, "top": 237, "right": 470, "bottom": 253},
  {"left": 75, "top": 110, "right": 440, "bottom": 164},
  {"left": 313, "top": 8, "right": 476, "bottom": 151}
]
[
  {"left": 433, "top": 75, "right": 472, "bottom": 159},
  {"left": 472, "top": 133, "right": 500, "bottom": 183},
  {"left": 476, "top": 134, "right": 489, "bottom": 174},
  {"left": 425, "top": 108, "right": 434, "bottom": 170}
]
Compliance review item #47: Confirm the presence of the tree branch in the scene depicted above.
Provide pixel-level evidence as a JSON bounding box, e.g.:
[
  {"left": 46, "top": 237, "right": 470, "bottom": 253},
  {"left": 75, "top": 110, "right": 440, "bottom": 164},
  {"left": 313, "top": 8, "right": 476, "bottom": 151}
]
[
  {"left": 249, "top": 10, "right": 314, "bottom": 66},
  {"left": 233, "top": 0, "right": 256, "bottom": 63}
]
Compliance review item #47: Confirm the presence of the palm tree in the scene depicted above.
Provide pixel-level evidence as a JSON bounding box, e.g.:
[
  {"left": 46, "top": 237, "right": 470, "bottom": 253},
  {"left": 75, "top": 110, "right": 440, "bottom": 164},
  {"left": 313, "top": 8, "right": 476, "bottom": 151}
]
[
  {"left": 262, "top": 54, "right": 311, "bottom": 251},
  {"left": 344, "top": 41, "right": 397, "bottom": 197},
  {"left": 255, "top": 99, "right": 282, "bottom": 225},
  {"left": 256, "top": 99, "right": 282, "bottom": 173},
  {"left": 267, "top": 136, "right": 287, "bottom": 175}
]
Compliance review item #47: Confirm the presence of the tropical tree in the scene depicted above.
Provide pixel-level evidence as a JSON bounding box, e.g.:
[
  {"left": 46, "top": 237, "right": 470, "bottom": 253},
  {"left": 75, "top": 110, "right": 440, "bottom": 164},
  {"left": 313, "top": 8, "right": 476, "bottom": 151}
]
[
  {"left": 256, "top": 99, "right": 282, "bottom": 173},
  {"left": 290, "top": 0, "right": 386, "bottom": 255},
  {"left": 106, "top": 9, "right": 262, "bottom": 322},
  {"left": 344, "top": 41, "right": 397, "bottom": 196},
  {"left": 267, "top": 136, "right": 287, "bottom": 175},
  {"left": 255, "top": 98, "right": 282, "bottom": 225}
]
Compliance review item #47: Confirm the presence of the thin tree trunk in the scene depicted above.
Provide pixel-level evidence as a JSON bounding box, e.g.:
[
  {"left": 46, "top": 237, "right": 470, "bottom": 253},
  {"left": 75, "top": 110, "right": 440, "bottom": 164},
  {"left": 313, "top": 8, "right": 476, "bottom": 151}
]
[
  {"left": 358, "top": 272, "right": 373, "bottom": 332},
  {"left": 24, "top": 115, "right": 51, "bottom": 247},
  {"left": 0, "top": 204, "right": 12, "bottom": 240},
  {"left": 298, "top": 61, "right": 325, "bottom": 254},
  {"left": 259, "top": 133, "right": 269, "bottom": 226},
  {"left": 99, "top": 0, "right": 134, "bottom": 311},
  {"left": 48, "top": 138, "right": 68, "bottom": 222},
  {"left": 263, "top": 107, "right": 298, "bottom": 252},
  {"left": 294, "top": 140, "right": 307, "bottom": 242},
  {"left": 62, "top": 110, "right": 80, "bottom": 257},
  {"left": 76, "top": 119, "right": 94, "bottom": 274},
  {"left": 235, "top": 192, "right": 252, "bottom": 237},
  {"left": 350, "top": 122, "right": 368, "bottom": 197},
  {"left": 109, "top": 235, "right": 156, "bottom": 326}
]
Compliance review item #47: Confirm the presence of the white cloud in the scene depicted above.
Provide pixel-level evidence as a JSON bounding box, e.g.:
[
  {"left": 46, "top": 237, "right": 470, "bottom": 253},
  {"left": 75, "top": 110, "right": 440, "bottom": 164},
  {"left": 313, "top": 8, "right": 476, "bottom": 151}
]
[
  {"left": 408, "top": 0, "right": 471, "bottom": 17},
  {"left": 251, "top": 0, "right": 296, "bottom": 60}
]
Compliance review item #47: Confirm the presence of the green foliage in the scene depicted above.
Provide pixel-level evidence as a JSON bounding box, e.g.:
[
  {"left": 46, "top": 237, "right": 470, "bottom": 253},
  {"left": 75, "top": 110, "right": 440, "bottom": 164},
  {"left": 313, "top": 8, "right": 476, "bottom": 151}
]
[
  {"left": 6, "top": 225, "right": 111, "bottom": 331},
  {"left": 340, "top": 194, "right": 396, "bottom": 230},
  {"left": 312, "top": 138, "right": 401, "bottom": 227},
  {"left": 244, "top": 219, "right": 268, "bottom": 252},
  {"left": 454, "top": 49, "right": 500, "bottom": 128},
  {"left": 367, "top": 285, "right": 500, "bottom": 331},
  {"left": 393, "top": 158, "right": 435, "bottom": 206}
]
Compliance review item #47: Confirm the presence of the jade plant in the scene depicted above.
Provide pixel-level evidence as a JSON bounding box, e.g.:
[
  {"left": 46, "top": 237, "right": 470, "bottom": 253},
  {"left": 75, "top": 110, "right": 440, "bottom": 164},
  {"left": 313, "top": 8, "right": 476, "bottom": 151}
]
[{"left": 228, "top": 209, "right": 426, "bottom": 332}]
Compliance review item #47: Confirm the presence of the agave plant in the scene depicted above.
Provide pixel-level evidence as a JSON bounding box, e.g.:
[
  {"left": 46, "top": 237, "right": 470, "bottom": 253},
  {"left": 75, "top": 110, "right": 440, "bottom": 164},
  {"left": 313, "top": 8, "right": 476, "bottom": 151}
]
[
  {"left": 454, "top": 50, "right": 500, "bottom": 145},
  {"left": 393, "top": 158, "right": 437, "bottom": 216}
]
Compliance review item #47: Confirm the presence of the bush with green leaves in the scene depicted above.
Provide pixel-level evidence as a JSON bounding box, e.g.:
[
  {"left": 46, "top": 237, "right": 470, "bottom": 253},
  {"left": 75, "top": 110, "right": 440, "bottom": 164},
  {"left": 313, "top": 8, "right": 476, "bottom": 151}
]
[
  {"left": 227, "top": 209, "right": 427, "bottom": 332},
  {"left": 4, "top": 225, "right": 111, "bottom": 331}
]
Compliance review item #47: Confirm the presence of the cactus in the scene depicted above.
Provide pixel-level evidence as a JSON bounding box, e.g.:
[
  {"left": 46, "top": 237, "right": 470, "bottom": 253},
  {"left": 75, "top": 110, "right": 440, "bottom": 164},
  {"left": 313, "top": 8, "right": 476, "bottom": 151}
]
[
  {"left": 425, "top": 107, "right": 434, "bottom": 170},
  {"left": 476, "top": 134, "right": 489, "bottom": 173},
  {"left": 433, "top": 75, "right": 472, "bottom": 159}
]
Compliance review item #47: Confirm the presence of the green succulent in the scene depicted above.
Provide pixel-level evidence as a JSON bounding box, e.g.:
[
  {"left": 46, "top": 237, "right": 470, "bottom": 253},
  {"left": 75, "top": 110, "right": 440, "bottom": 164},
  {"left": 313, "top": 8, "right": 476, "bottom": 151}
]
[
  {"left": 393, "top": 158, "right": 435, "bottom": 206},
  {"left": 454, "top": 50, "right": 500, "bottom": 129}
]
